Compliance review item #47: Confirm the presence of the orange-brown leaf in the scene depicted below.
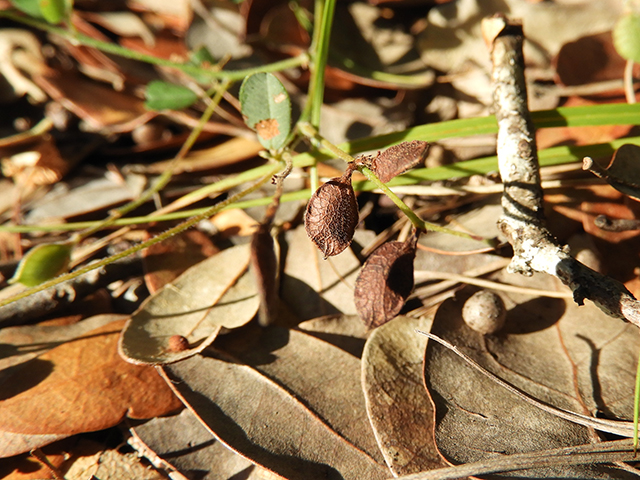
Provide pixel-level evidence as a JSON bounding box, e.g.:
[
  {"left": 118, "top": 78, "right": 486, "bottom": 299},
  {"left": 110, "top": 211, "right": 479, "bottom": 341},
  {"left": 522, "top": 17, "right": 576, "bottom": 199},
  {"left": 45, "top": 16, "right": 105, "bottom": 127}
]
[{"left": 0, "top": 320, "right": 181, "bottom": 436}]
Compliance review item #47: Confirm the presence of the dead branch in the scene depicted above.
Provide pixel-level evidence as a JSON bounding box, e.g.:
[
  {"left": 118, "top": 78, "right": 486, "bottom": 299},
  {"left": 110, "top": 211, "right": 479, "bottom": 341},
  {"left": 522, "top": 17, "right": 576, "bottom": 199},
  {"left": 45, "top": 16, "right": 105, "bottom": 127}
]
[{"left": 483, "top": 14, "right": 640, "bottom": 327}]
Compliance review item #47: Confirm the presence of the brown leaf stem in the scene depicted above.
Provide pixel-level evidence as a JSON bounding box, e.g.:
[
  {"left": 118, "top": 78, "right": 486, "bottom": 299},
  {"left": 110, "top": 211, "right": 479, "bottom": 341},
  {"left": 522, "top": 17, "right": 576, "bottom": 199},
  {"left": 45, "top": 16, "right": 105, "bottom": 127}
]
[{"left": 485, "top": 14, "right": 640, "bottom": 327}]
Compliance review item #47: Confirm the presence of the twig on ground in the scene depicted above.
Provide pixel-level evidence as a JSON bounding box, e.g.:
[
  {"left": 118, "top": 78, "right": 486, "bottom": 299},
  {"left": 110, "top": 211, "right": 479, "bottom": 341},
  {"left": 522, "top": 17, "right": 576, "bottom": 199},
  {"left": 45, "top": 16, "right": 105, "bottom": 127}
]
[{"left": 483, "top": 14, "right": 640, "bottom": 327}]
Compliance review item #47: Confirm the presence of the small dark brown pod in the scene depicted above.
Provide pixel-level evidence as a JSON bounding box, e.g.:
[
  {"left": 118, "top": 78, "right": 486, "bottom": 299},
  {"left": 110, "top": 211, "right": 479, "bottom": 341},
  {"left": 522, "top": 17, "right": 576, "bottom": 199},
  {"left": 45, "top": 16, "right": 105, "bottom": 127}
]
[
  {"left": 462, "top": 290, "right": 507, "bottom": 335},
  {"left": 250, "top": 223, "right": 280, "bottom": 327},
  {"left": 304, "top": 165, "right": 359, "bottom": 258},
  {"left": 354, "top": 230, "right": 419, "bottom": 329},
  {"left": 369, "top": 140, "right": 429, "bottom": 183}
]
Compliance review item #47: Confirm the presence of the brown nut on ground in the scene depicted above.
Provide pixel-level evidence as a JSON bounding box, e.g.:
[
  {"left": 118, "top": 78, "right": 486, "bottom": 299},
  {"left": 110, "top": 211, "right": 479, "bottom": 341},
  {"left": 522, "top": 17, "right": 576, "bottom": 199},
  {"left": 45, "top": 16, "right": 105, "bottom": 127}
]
[{"left": 462, "top": 290, "right": 507, "bottom": 335}]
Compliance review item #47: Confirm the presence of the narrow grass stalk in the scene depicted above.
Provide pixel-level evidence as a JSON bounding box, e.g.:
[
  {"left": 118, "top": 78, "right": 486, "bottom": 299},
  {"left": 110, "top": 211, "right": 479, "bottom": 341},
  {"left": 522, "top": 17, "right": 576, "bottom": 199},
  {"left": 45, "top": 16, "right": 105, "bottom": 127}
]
[
  {"left": 0, "top": 163, "right": 282, "bottom": 308},
  {"left": 72, "top": 80, "right": 232, "bottom": 243}
]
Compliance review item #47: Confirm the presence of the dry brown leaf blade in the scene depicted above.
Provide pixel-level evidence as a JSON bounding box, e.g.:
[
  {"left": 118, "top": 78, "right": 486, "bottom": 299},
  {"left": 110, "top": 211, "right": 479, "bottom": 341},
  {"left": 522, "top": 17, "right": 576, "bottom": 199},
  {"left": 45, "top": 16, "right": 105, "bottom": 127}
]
[
  {"left": 0, "top": 320, "right": 181, "bottom": 440},
  {"left": 423, "top": 280, "right": 640, "bottom": 479},
  {"left": 119, "top": 244, "right": 259, "bottom": 365},
  {"left": 216, "top": 325, "right": 384, "bottom": 463},
  {"left": 354, "top": 231, "right": 419, "bottom": 328},
  {"left": 362, "top": 315, "right": 450, "bottom": 476},
  {"left": 161, "top": 350, "right": 391, "bottom": 480},
  {"left": 0, "top": 314, "right": 127, "bottom": 381},
  {"left": 130, "top": 409, "right": 256, "bottom": 480},
  {"left": 367, "top": 140, "right": 430, "bottom": 184}
]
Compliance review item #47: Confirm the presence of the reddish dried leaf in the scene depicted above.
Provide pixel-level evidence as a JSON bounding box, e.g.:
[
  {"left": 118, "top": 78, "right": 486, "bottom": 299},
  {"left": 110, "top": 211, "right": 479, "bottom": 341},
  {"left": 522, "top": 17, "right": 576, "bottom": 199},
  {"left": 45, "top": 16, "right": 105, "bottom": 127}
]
[
  {"left": 304, "top": 166, "right": 359, "bottom": 258},
  {"left": 0, "top": 320, "right": 182, "bottom": 436},
  {"left": 369, "top": 140, "right": 430, "bottom": 183},
  {"left": 354, "top": 231, "right": 419, "bottom": 328},
  {"left": 250, "top": 223, "right": 279, "bottom": 326}
]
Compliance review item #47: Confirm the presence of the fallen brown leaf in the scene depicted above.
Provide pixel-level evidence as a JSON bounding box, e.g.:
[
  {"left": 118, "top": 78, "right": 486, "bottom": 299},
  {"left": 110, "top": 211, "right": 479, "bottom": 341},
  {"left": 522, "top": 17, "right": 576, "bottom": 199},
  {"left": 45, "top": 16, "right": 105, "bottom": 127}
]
[{"left": 0, "top": 319, "right": 182, "bottom": 439}]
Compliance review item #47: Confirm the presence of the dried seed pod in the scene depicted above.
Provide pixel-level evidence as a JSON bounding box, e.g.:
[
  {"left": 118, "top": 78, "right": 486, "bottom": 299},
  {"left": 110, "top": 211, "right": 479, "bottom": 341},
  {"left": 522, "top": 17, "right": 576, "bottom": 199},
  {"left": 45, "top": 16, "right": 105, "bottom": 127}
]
[
  {"left": 354, "top": 230, "right": 420, "bottom": 328},
  {"left": 368, "top": 140, "right": 429, "bottom": 183},
  {"left": 304, "top": 164, "right": 358, "bottom": 258},
  {"left": 462, "top": 290, "right": 507, "bottom": 335},
  {"left": 250, "top": 223, "right": 280, "bottom": 327}
]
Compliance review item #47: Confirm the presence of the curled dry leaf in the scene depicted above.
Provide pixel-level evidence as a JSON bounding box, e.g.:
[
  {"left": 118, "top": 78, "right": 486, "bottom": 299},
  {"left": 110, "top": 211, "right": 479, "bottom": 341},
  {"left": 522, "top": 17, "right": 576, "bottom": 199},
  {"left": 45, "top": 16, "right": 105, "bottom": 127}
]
[
  {"left": 119, "top": 244, "right": 259, "bottom": 365},
  {"left": 361, "top": 315, "right": 450, "bottom": 476},
  {"left": 365, "top": 140, "right": 430, "bottom": 183},
  {"left": 354, "top": 230, "right": 420, "bottom": 329},
  {"left": 304, "top": 164, "right": 359, "bottom": 258},
  {"left": 250, "top": 223, "right": 279, "bottom": 327}
]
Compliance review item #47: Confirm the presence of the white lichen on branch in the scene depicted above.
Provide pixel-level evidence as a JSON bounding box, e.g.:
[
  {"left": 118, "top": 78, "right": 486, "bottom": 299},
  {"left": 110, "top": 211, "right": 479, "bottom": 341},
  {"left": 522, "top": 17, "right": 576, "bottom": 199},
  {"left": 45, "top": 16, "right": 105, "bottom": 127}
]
[{"left": 483, "top": 14, "right": 640, "bottom": 327}]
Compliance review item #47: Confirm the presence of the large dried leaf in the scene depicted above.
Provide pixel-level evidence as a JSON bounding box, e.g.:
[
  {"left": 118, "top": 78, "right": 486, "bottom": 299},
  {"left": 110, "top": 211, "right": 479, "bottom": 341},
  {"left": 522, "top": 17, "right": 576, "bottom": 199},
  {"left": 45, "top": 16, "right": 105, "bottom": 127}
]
[
  {"left": 0, "top": 320, "right": 181, "bottom": 445},
  {"left": 216, "top": 325, "right": 384, "bottom": 463},
  {"left": 130, "top": 409, "right": 259, "bottom": 480},
  {"left": 362, "top": 315, "right": 450, "bottom": 476},
  {"left": 424, "top": 270, "right": 640, "bottom": 478},
  {"left": 281, "top": 226, "right": 360, "bottom": 320},
  {"left": 120, "top": 244, "right": 259, "bottom": 365},
  {"left": 298, "top": 314, "right": 370, "bottom": 357},
  {"left": 0, "top": 314, "right": 126, "bottom": 382},
  {"left": 0, "top": 431, "right": 68, "bottom": 459},
  {"left": 142, "top": 229, "right": 218, "bottom": 294},
  {"left": 162, "top": 348, "right": 390, "bottom": 480}
]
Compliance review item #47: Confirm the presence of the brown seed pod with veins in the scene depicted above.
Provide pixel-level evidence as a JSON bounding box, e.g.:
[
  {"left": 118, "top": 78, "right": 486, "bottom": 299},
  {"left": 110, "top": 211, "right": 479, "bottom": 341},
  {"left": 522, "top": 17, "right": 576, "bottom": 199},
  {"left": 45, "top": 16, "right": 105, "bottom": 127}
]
[
  {"left": 361, "top": 140, "right": 429, "bottom": 183},
  {"left": 354, "top": 229, "right": 420, "bottom": 328},
  {"left": 304, "top": 163, "right": 359, "bottom": 258}
]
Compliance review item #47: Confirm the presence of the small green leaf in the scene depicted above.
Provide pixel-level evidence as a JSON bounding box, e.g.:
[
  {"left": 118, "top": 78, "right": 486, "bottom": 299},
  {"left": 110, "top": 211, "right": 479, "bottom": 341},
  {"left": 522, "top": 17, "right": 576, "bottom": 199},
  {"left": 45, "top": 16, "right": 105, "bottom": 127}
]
[
  {"left": 144, "top": 80, "right": 198, "bottom": 111},
  {"left": 239, "top": 73, "right": 291, "bottom": 150},
  {"left": 614, "top": 12, "right": 640, "bottom": 63},
  {"left": 10, "top": 242, "right": 73, "bottom": 287},
  {"left": 38, "top": 0, "right": 71, "bottom": 24}
]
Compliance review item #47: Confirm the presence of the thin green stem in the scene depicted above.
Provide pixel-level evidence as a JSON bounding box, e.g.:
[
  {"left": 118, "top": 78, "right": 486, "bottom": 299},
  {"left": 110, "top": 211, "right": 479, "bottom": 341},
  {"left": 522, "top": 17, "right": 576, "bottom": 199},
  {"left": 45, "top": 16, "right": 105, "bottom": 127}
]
[
  {"left": 299, "top": 121, "right": 496, "bottom": 245},
  {"left": 359, "top": 166, "right": 495, "bottom": 246},
  {"left": 0, "top": 11, "right": 308, "bottom": 81},
  {"left": 72, "top": 80, "right": 231, "bottom": 242},
  {"left": 0, "top": 164, "right": 282, "bottom": 308}
]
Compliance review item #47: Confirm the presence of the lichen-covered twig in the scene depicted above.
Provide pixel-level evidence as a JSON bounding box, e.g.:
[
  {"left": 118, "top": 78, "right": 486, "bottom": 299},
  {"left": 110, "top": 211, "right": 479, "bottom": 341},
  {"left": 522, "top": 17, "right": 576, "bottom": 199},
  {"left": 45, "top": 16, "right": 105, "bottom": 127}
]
[{"left": 484, "top": 14, "right": 640, "bottom": 327}]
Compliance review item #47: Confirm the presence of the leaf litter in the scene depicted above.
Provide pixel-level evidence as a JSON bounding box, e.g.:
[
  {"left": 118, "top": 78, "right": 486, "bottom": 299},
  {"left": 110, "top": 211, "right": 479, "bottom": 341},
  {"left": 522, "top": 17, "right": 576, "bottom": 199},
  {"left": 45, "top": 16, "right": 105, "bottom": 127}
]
[{"left": 3, "top": 0, "right": 640, "bottom": 479}]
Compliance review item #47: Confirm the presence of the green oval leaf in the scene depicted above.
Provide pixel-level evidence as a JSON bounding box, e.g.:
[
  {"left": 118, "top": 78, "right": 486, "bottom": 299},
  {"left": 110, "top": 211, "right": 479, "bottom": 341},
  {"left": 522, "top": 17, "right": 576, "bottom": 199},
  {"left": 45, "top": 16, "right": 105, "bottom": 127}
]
[
  {"left": 144, "top": 80, "right": 198, "bottom": 111},
  {"left": 614, "top": 13, "right": 640, "bottom": 63},
  {"left": 10, "top": 242, "right": 73, "bottom": 287},
  {"left": 239, "top": 72, "right": 291, "bottom": 150}
]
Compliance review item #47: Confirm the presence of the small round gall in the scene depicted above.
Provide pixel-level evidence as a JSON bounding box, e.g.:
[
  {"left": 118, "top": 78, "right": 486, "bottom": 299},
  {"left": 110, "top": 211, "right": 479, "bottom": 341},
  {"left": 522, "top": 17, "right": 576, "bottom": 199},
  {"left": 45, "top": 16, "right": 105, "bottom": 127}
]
[
  {"left": 462, "top": 290, "right": 507, "bottom": 335},
  {"left": 168, "top": 335, "right": 190, "bottom": 352}
]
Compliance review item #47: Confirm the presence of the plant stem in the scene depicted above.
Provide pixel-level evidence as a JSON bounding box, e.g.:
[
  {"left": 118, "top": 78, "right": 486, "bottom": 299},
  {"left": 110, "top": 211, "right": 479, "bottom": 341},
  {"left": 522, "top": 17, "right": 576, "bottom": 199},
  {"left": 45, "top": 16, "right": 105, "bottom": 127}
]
[
  {"left": 0, "top": 164, "right": 282, "bottom": 308},
  {"left": 0, "top": 11, "right": 309, "bottom": 81},
  {"left": 73, "top": 80, "right": 231, "bottom": 244},
  {"left": 299, "top": 121, "right": 496, "bottom": 245}
]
